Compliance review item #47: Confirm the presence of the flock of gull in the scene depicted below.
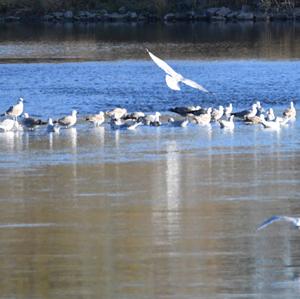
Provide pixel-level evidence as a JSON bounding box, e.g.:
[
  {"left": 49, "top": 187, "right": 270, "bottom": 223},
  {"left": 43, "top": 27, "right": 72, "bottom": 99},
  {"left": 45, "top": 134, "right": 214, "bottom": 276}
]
[
  {"left": 0, "top": 49, "right": 298, "bottom": 233},
  {"left": 0, "top": 97, "right": 296, "bottom": 133}
]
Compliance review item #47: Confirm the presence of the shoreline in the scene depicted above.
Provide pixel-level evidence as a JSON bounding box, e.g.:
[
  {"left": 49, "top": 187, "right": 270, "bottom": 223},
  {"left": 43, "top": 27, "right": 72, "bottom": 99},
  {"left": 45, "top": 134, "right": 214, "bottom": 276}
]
[{"left": 1, "top": 6, "right": 300, "bottom": 24}]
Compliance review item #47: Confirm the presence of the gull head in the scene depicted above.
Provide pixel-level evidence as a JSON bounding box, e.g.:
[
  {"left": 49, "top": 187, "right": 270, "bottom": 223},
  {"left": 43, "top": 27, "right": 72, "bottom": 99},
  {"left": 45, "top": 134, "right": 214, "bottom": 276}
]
[
  {"left": 23, "top": 112, "right": 29, "bottom": 118},
  {"left": 48, "top": 118, "right": 53, "bottom": 125},
  {"left": 256, "top": 101, "right": 261, "bottom": 109},
  {"left": 72, "top": 110, "right": 78, "bottom": 116},
  {"left": 207, "top": 107, "right": 212, "bottom": 114},
  {"left": 18, "top": 98, "right": 24, "bottom": 103}
]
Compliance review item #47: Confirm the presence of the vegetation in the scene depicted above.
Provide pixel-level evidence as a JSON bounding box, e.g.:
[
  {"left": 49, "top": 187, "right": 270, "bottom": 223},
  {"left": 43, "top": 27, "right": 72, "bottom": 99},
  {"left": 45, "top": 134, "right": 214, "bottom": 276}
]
[{"left": 0, "top": 0, "right": 298, "bottom": 14}]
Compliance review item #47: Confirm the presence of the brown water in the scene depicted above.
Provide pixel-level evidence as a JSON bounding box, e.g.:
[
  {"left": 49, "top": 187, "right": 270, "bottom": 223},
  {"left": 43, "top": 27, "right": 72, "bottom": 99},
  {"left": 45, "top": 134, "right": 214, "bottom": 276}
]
[
  {"left": 0, "top": 22, "right": 300, "bottom": 299},
  {"left": 0, "top": 22, "right": 299, "bottom": 61},
  {"left": 0, "top": 121, "right": 299, "bottom": 298}
]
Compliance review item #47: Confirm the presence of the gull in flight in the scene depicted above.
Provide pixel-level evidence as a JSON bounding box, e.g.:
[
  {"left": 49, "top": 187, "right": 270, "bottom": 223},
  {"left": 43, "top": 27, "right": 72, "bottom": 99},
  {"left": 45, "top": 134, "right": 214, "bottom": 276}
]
[
  {"left": 146, "top": 49, "right": 209, "bottom": 93},
  {"left": 257, "top": 216, "right": 300, "bottom": 231}
]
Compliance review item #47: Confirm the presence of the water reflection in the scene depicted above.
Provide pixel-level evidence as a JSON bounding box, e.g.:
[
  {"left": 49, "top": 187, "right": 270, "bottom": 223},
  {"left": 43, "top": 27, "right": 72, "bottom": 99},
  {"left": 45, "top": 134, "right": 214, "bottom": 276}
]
[{"left": 0, "top": 22, "right": 299, "bottom": 61}]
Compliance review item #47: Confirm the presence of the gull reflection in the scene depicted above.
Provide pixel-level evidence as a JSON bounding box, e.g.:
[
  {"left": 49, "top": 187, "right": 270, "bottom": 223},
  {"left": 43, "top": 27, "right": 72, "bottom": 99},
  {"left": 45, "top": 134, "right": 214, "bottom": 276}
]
[
  {"left": 0, "top": 131, "right": 15, "bottom": 152},
  {"left": 64, "top": 127, "right": 77, "bottom": 155},
  {"left": 166, "top": 141, "right": 181, "bottom": 210}
]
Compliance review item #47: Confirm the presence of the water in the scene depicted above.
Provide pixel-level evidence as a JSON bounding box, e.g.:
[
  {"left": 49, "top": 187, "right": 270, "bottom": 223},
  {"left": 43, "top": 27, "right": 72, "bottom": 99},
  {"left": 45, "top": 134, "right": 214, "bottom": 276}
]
[{"left": 0, "top": 23, "right": 300, "bottom": 299}]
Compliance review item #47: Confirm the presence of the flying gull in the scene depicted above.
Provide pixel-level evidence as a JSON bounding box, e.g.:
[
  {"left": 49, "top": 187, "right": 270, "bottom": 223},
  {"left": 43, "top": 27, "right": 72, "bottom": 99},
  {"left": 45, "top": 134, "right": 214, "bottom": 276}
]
[
  {"left": 257, "top": 216, "right": 300, "bottom": 231},
  {"left": 146, "top": 49, "right": 209, "bottom": 93}
]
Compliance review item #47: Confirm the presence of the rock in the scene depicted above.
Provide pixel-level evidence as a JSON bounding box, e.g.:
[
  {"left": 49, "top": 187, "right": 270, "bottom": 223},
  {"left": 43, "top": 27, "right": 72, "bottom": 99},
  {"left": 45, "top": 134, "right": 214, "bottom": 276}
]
[
  {"left": 211, "top": 15, "right": 226, "bottom": 21},
  {"left": 137, "top": 14, "right": 147, "bottom": 22},
  {"left": 87, "top": 12, "right": 96, "bottom": 19},
  {"left": 14, "top": 8, "right": 33, "bottom": 17},
  {"left": 164, "top": 13, "right": 176, "bottom": 22},
  {"left": 42, "top": 15, "right": 54, "bottom": 21},
  {"left": 271, "top": 13, "right": 288, "bottom": 21},
  {"left": 236, "top": 12, "right": 254, "bottom": 21},
  {"left": 194, "top": 12, "right": 209, "bottom": 21},
  {"left": 4, "top": 16, "right": 20, "bottom": 22},
  {"left": 174, "top": 12, "right": 190, "bottom": 21},
  {"left": 64, "top": 11, "right": 73, "bottom": 19},
  {"left": 206, "top": 7, "right": 219, "bottom": 16},
  {"left": 106, "top": 12, "right": 127, "bottom": 22},
  {"left": 118, "top": 6, "right": 127, "bottom": 14},
  {"left": 226, "top": 11, "right": 238, "bottom": 19},
  {"left": 127, "top": 12, "right": 137, "bottom": 20},
  {"left": 254, "top": 12, "right": 269, "bottom": 21},
  {"left": 216, "top": 7, "right": 231, "bottom": 17},
  {"left": 53, "top": 12, "right": 64, "bottom": 18},
  {"left": 78, "top": 11, "right": 88, "bottom": 17},
  {"left": 98, "top": 9, "right": 108, "bottom": 15},
  {"left": 241, "top": 5, "right": 251, "bottom": 12}
]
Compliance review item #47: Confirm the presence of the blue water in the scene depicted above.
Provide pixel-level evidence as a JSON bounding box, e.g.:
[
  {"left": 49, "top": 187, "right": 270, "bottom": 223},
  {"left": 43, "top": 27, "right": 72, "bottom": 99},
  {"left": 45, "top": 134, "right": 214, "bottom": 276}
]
[{"left": 0, "top": 60, "right": 299, "bottom": 117}]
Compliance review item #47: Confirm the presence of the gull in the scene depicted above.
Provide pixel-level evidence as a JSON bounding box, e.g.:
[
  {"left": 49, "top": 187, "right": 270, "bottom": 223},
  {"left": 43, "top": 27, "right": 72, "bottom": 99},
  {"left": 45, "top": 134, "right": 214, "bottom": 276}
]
[
  {"left": 257, "top": 216, "right": 300, "bottom": 231},
  {"left": 219, "top": 115, "right": 234, "bottom": 129},
  {"left": 47, "top": 118, "right": 60, "bottom": 133},
  {"left": 189, "top": 107, "right": 212, "bottom": 125},
  {"left": 110, "top": 118, "right": 142, "bottom": 130},
  {"left": 0, "top": 118, "right": 18, "bottom": 132},
  {"left": 1, "top": 98, "right": 24, "bottom": 120},
  {"left": 143, "top": 112, "right": 161, "bottom": 126},
  {"left": 146, "top": 49, "right": 209, "bottom": 93},
  {"left": 260, "top": 114, "right": 281, "bottom": 129},
  {"left": 58, "top": 110, "right": 77, "bottom": 128},
  {"left": 86, "top": 111, "right": 105, "bottom": 127},
  {"left": 266, "top": 108, "right": 276, "bottom": 121},
  {"left": 168, "top": 117, "right": 189, "bottom": 128},
  {"left": 225, "top": 103, "right": 233, "bottom": 118},
  {"left": 169, "top": 105, "right": 205, "bottom": 117},
  {"left": 123, "top": 112, "right": 145, "bottom": 121},
  {"left": 106, "top": 108, "right": 127, "bottom": 120},
  {"left": 232, "top": 104, "right": 257, "bottom": 119},
  {"left": 255, "top": 101, "right": 264, "bottom": 115},
  {"left": 211, "top": 105, "right": 224, "bottom": 121},
  {"left": 283, "top": 101, "right": 296, "bottom": 119},
  {"left": 21, "top": 113, "right": 47, "bottom": 130},
  {"left": 244, "top": 115, "right": 262, "bottom": 125}
]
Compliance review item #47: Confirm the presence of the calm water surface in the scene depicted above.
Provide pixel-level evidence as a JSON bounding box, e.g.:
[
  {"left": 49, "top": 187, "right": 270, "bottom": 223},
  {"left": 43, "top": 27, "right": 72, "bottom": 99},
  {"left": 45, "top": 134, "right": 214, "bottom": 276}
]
[{"left": 0, "top": 23, "right": 299, "bottom": 299}]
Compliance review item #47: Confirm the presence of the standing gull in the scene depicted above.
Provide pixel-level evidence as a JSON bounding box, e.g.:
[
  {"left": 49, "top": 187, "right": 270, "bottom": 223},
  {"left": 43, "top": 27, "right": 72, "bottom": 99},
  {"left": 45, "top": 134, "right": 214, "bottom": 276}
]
[
  {"left": 257, "top": 216, "right": 300, "bottom": 231},
  {"left": 0, "top": 119, "right": 18, "bottom": 132},
  {"left": 22, "top": 113, "right": 47, "bottom": 130},
  {"left": 86, "top": 111, "right": 105, "bottom": 127},
  {"left": 58, "top": 110, "right": 78, "bottom": 128},
  {"left": 146, "top": 49, "right": 209, "bottom": 93},
  {"left": 283, "top": 101, "right": 296, "bottom": 119},
  {"left": 47, "top": 118, "right": 60, "bottom": 133},
  {"left": 219, "top": 115, "right": 234, "bottom": 130},
  {"left": 2, "top": 98, "right": 24, "bottom": 120}
]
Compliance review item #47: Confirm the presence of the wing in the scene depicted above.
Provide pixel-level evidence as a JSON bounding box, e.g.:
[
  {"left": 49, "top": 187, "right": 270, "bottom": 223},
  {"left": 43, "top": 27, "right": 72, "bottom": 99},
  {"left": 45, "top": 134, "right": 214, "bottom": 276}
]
[
  {"left": 147, "top": 49, "right": 181, "bottom": 79},
  {"left": 58, "top": 116, "right": 72, "bottom": 125},
  {"left": 165, "top": 75, "right": 181, "bottom": 91},
  {"left": 256, "top": 215, "right": 297, "bottom": 231},
  {"left": 181, "top": 77, "right": 209, "bottom": 93},
  {"left": 5, "top": 105, "right": 14, "bottom": 114}
]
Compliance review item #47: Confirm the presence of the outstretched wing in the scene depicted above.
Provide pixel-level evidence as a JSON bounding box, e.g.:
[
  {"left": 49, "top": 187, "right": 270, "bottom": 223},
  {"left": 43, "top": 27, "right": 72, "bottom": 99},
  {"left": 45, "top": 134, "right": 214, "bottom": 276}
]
[
  {"left": 181, "top": 77, "right": 209, "bottom": 93},
  {"left": 147, "top": 49, "right": 210, "bottom": 93},
  {"left": 256, "top": 215, "right": 297, "bottom": 231},
  {"left": 146, "top": 49, "right": 181, "bottom": 79},
  {"left": 165, "top": 75, "right": 181, "bottom": 91}
]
